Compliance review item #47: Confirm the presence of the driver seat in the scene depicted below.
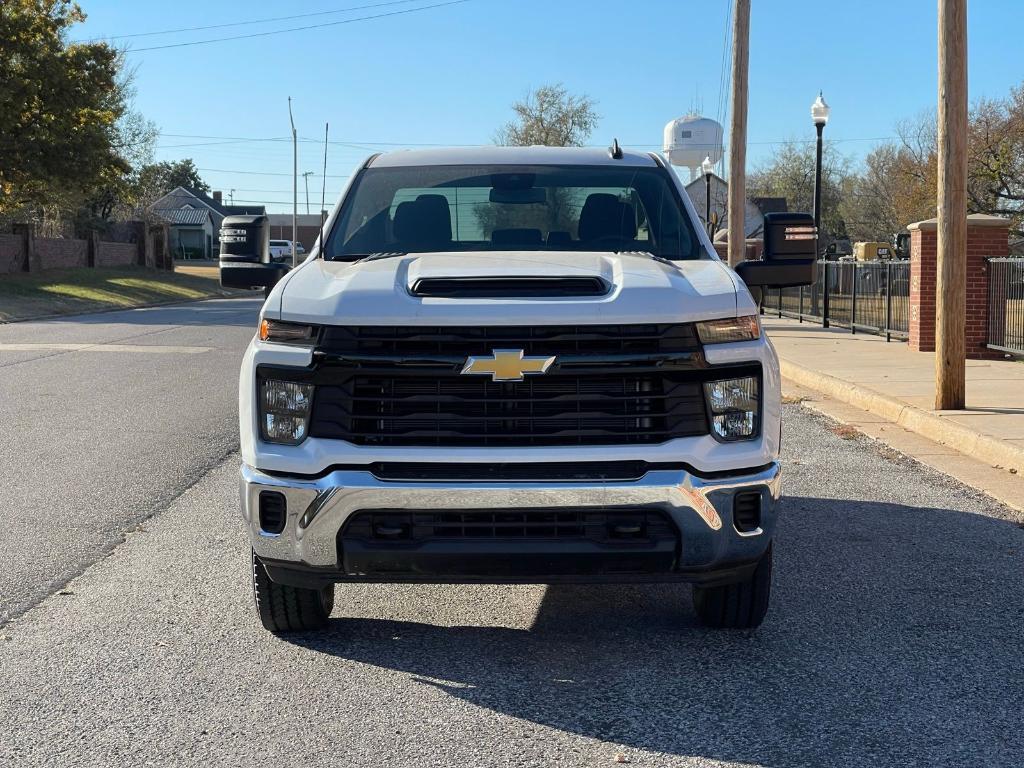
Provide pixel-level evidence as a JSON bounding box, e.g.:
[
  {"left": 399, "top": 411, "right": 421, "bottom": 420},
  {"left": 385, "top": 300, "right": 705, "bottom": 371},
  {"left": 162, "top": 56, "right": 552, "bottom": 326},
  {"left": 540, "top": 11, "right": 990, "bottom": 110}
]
[{"left": 577, "top": 193, "right": 638, "bottom": 244}]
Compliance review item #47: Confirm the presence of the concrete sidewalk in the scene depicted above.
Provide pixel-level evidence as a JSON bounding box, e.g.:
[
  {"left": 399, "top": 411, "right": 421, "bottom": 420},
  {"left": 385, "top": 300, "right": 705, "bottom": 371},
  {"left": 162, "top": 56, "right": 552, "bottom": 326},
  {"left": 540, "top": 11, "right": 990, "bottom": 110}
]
[{"left": 764, "top": 317, "right": 1024, "bottom": 478}]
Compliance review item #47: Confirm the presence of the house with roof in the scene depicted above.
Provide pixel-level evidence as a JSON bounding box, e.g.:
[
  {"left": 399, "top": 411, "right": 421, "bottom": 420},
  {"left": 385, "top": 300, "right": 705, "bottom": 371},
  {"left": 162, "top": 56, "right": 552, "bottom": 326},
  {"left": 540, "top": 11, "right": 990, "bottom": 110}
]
[
  {"left": 150, "top": 187, "right": 266, "bottom": 259},
  {"left": 683, "top": 173, "right": 787, "bottom": 239}
]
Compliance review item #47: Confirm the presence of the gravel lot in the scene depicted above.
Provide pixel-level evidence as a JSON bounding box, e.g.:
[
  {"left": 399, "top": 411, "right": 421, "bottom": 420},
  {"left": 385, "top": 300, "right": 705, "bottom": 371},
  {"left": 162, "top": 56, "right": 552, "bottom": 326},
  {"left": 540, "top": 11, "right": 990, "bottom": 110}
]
[{"left": 2, "top": 406, "right": 1022, "bottom": 768}]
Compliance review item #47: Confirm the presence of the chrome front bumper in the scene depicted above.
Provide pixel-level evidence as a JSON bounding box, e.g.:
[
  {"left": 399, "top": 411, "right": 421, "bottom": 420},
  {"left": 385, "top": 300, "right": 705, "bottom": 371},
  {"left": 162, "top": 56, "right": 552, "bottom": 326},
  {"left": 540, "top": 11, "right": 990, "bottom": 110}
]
[{"left": 241, "top": 462, "right": 781, "bottom": 579}]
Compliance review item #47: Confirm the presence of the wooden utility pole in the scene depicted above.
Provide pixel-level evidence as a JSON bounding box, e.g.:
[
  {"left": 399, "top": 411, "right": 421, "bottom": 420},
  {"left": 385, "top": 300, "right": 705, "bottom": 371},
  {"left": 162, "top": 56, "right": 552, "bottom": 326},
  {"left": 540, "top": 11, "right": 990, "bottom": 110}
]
[
  {"left": 727, "top": 0, "right": 751, "bottom": 267},
  {"left": 935, "top": 0, "right": 968, "bottom": 409}
]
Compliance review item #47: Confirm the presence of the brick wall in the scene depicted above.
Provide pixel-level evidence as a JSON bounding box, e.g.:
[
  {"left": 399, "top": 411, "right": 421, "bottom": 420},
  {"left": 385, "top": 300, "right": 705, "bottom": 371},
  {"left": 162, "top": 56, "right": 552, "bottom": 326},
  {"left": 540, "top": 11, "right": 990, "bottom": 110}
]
[
  {"left": 908, "top": 214, "right": 1010, "bottom": 359},
  {"left": 36, "top": 237, "right": 87, "bottom": 270},
  {"left": 0, "top": 234, "right": 25, "bottom": 274},
  {"left": 97, "top": 241, "right": 138, "bottom": 267}
]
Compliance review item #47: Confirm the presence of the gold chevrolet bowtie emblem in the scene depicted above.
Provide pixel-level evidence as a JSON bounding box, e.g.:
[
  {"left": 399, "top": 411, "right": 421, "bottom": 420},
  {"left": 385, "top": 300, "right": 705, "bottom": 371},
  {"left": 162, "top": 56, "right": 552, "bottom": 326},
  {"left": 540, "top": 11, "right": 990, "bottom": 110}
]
[{"left": 461, "top": 348, "right": 556, "bottom": 382}]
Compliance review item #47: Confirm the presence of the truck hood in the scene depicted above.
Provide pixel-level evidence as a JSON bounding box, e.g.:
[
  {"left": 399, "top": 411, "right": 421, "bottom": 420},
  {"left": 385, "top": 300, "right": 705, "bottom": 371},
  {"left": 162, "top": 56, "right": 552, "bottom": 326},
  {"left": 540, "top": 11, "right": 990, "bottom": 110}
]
[{"left": 274, "top": 251, "right": 742, "bottom": 325}]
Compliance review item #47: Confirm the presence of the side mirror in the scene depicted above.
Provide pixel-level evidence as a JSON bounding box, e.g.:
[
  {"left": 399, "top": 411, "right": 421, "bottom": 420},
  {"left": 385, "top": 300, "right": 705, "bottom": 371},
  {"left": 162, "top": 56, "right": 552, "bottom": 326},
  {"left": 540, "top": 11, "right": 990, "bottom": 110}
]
[
  {"left": 219, "top": 214, "right": 289, "bottom": 290},
  {"left": 733, "top": 212, "right": 817, "bottom": 289}
]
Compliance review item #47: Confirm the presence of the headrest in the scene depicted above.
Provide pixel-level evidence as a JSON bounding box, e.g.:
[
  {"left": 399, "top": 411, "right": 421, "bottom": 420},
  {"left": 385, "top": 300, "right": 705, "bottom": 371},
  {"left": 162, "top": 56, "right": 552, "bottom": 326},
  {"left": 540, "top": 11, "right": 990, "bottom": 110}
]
[
  {"left": 392, "top": 194, "right": 453, "bottom": 247},
  {"left": 578, "top": 193, "right": 638, "bottom": 242},
  {"left": 491, "top": 228, "right": 543, "bottom": 246}
]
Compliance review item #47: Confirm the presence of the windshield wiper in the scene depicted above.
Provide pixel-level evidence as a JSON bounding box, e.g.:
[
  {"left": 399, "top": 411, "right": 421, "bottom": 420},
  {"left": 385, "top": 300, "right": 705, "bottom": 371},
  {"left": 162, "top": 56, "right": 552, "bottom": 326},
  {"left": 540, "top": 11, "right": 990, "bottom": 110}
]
[
  {"left": 351, "top": 252, "right": 408, "bottom": 263},
  {"left": 615, "top": 250, "right": 675, "bottom": 265}
]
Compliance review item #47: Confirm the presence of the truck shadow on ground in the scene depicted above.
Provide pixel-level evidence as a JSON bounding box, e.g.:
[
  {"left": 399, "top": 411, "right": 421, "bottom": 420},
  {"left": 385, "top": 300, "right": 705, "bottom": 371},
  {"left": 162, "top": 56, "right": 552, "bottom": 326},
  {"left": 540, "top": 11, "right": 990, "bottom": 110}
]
[{"left": 288, "top": 496, "right": 1024, "bottom": 767}]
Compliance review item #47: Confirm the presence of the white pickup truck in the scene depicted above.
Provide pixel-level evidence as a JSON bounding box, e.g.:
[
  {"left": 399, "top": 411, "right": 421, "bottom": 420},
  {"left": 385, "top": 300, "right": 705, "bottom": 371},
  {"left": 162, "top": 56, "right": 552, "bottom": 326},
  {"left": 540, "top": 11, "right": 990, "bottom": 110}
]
[{"left": 221, "top": 146, "right": 816, "bottom": 634}]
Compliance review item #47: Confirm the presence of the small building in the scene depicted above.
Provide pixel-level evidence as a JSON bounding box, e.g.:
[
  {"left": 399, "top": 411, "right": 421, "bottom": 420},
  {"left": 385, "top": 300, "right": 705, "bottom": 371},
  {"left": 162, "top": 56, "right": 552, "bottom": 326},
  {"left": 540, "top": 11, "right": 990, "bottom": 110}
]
[
  {"left": 266, "top": 213, "right": 328, "bottom": 252},
  {"left": 149, "top": 187, "right": 266, "bottom": 258},
  {"left": 151, "top": 207, "right": 215, "bottom": 259},
  {"left": 683, "top": 173, "right": 783, "bottom": 239}
]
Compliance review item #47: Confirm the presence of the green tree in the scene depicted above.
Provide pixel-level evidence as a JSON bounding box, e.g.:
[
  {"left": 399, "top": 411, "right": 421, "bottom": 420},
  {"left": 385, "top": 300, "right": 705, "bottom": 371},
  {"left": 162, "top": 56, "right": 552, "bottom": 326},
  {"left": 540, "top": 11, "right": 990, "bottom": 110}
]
[
  {"left": 0, "top": 1, "right": 127, "bottom": 218},
  {"left": 134, "top": 159, "right": 210, "bottom": 206}
]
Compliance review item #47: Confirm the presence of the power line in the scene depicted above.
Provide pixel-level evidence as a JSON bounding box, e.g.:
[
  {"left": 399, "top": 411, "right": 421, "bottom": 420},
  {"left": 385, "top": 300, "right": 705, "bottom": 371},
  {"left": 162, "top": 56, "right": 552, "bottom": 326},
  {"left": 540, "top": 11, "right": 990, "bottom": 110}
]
[
  {"left": 129, "top": 0, "right": 473, "bottom": 52},
  {"left": 158, "top": 131, "right": 895, "bottom": 151},
  {"left": 197, "top": 167, "right": 352, "bottom": 179},
  {"left": 76, "top": 0, "right": 426, "bottom": 42}
]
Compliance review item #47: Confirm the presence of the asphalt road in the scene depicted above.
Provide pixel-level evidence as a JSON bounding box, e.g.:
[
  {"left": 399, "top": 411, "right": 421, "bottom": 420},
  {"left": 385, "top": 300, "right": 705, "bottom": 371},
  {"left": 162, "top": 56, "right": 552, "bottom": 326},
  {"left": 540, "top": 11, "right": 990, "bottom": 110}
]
[
  {"left": 0, "top": 298, "right": 263, "bottom": 624},
  {"left": 2, "top": 314, "right": 1022, "bottom": 768}
]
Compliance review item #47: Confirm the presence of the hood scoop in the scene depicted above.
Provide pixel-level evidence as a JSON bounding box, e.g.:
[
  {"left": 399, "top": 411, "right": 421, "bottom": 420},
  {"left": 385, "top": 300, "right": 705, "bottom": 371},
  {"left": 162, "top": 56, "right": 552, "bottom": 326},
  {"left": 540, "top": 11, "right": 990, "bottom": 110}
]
[{"left": 410, "top": 275, "right": 610, "bottom": 298}]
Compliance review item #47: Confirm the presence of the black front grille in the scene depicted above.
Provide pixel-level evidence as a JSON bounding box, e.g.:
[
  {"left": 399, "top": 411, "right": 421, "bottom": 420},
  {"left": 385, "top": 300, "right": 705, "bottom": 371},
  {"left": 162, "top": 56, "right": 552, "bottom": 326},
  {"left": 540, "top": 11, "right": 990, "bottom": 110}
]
[
  {"left": 318, "top": 323, "right": 700, "bottom": 358},
  {"left": 272, "top": 323, "right": 750, "bottom": 448},
  {"left": 309, "top": 371, "right": 709, "bottom": 446},
  {"left": 343, "top": 508, "right": 677, "bottom": 544}
]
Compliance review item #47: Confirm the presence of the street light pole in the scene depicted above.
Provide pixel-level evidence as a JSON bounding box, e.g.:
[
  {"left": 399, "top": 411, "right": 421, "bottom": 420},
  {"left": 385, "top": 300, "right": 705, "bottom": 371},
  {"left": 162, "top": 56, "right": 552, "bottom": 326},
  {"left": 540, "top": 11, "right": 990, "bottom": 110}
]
[
  {"left": 811, "top": 92, "right": 830, "bottom": 248},
  {"left": 288, "top": 97, "right": 298, "bottom": 268},
  {"left": 701, "top": 155, "right": 714, "bottom": 236}
]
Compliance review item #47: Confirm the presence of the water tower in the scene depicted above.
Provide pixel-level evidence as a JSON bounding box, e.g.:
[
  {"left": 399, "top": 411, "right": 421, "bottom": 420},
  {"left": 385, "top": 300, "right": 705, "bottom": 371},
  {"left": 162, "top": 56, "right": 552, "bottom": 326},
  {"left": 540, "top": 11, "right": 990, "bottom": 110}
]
[{"left": 663, "top": 115, "right": 724, "bottom": 180}]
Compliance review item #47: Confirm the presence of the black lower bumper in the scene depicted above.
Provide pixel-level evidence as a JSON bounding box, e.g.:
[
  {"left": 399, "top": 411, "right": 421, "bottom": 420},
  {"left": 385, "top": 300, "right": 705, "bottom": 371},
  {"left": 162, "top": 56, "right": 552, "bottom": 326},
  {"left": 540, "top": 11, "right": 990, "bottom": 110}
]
[{"left": 259, "top": 548, "right": 763, "bottom": 589}]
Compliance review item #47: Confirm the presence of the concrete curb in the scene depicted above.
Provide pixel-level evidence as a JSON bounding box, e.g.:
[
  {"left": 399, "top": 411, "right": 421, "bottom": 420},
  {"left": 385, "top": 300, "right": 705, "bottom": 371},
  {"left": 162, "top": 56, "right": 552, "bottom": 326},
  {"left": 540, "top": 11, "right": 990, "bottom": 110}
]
[{"left": 779, "top": 358, "right": 1024, "bottom": 475}]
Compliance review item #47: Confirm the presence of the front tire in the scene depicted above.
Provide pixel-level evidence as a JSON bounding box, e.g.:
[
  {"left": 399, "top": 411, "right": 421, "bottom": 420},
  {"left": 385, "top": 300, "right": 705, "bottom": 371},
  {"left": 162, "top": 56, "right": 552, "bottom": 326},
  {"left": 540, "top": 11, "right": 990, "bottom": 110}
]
[
  {"left": 252, "top": 550, "right": 334, "bottom": 633},
  {"left": 692, "top": 544, "right": 772, "bottom": 629}
]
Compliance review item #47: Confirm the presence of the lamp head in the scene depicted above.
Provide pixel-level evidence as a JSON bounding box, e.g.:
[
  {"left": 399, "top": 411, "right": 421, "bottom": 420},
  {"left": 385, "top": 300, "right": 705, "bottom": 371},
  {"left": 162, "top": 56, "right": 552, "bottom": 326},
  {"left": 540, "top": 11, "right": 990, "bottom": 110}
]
[{"left": 811, "top": 92, "right": 831, "bottom": 127}]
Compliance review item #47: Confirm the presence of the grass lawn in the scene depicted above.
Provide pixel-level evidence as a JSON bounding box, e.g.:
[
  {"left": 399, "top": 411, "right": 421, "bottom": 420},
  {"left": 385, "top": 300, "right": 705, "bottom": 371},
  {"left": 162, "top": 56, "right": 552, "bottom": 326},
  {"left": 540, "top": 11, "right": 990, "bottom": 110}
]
[{"left": 0, "top": 266, "right": 247, "bottom": 322}]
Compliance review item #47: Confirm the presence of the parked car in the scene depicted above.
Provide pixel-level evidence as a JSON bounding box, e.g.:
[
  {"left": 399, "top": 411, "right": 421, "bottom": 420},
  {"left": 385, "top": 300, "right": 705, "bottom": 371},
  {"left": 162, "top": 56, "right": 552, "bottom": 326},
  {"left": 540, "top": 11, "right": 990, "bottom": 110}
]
[
  {"left": 221, "top": 146, "right": 817, "bottom": 634},
  {"left": 269, "top": 240, "right": 305, "bottom": 263}
]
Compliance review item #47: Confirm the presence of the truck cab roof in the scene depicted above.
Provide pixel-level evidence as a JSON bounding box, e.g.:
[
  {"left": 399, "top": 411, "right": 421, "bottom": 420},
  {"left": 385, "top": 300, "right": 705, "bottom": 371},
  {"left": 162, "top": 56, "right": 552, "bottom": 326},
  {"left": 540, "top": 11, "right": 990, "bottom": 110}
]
[{"left": 368, "top": 145, "right": 660, "bottom": 168}]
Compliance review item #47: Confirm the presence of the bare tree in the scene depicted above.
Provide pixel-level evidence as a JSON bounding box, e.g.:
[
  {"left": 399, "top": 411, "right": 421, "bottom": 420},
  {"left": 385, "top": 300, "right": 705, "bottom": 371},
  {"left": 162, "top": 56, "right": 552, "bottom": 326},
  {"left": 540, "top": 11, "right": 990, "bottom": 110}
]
[
  {"left": 747, "top": 141, "right": 851, "bottom": 240},
  {"left": 496, "top": 84, "right": 600, "bottom": 147}
]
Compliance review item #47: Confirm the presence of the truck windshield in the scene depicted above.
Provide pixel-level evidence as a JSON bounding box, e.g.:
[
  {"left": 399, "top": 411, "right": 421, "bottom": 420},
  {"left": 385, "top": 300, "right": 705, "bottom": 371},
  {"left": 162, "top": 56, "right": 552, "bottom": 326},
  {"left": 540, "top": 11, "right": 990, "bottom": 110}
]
[{"left": 324, "top": 164, "right": 702, "bottom": 260}]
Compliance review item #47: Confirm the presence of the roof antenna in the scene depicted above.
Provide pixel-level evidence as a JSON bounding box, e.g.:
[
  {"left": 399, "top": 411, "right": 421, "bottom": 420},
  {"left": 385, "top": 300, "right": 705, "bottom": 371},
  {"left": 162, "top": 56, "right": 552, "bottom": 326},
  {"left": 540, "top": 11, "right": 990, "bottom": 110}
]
[
  {"left": 317, "top": 122, "right": 329, "bottom": 259},
  {"left": 609, "top": 138, "right": 623, "bottom": 160}
]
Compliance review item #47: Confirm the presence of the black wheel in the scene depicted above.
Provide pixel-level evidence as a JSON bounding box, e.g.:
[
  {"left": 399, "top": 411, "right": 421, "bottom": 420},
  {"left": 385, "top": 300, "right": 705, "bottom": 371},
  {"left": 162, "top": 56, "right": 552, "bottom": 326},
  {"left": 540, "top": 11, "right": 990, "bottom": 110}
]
[
  {"left": 252, "top": 550, "right": 334, "bottom": 633},
  {"left": 692, "top": 544, "right": 772, "bottom": 629}
]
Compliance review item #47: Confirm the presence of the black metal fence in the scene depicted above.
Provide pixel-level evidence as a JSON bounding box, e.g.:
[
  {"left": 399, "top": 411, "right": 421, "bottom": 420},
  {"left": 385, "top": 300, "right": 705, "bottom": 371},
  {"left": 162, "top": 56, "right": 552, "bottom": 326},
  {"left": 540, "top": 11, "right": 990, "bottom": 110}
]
[
  {"left": 762, "top": 260, "right": 911, "bottom": 341},
  {"left": 987, "top": 257, "right": 1024, "bottom": 357}
]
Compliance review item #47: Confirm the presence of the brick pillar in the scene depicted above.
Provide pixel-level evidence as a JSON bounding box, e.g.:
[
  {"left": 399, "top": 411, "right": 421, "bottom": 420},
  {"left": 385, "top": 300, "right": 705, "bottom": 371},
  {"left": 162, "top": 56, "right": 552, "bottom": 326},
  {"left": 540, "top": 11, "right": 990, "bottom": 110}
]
[
  {"left": 966, "top": 215, "right": 1010, "bottom": 359},
  {"left": 908, "top": 219, "right": 938, "bottom": 351},
  {"left": 12, "top": 222, "right": 36, "bottom": 272},
  {"left": 134, "top": 220, "right": 148, "bottom": 267},
  {"left": 908, "top": 214, "right": 1010, "bottom": 358},
  {"left": 86, "top": 230, "right": 100, "bottom": 268}
]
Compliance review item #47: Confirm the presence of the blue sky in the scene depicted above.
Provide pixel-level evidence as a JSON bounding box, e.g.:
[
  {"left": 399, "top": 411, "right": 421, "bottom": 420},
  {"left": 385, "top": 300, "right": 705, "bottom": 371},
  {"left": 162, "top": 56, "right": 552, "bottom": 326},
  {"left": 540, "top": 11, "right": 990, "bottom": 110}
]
[{"left": 75, "top": 0, "right": 1023, "bottom": 213}]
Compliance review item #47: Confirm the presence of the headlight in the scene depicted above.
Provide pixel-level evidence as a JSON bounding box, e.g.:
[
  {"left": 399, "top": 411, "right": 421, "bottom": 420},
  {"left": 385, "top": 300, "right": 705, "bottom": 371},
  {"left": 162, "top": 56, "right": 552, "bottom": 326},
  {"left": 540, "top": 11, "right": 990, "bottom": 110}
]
[
  {"left": 704, "top": 376, "right": 759, "bottom": 441},
  {"left": 696, "top": 316, "right": 760, "bottom": 344},
  {"left": 258, "top": 319, "right": 317, "bottom": 344},
  {"left": 260, "top": 380, "right": 314, "bottom": 445}
]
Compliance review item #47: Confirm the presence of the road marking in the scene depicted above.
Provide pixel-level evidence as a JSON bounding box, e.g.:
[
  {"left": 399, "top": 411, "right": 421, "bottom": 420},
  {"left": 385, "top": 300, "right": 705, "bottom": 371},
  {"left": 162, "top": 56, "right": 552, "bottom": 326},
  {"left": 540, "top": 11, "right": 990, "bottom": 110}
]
[{"left": 0, "top": 343, "right": 212, "bottom": 354}]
